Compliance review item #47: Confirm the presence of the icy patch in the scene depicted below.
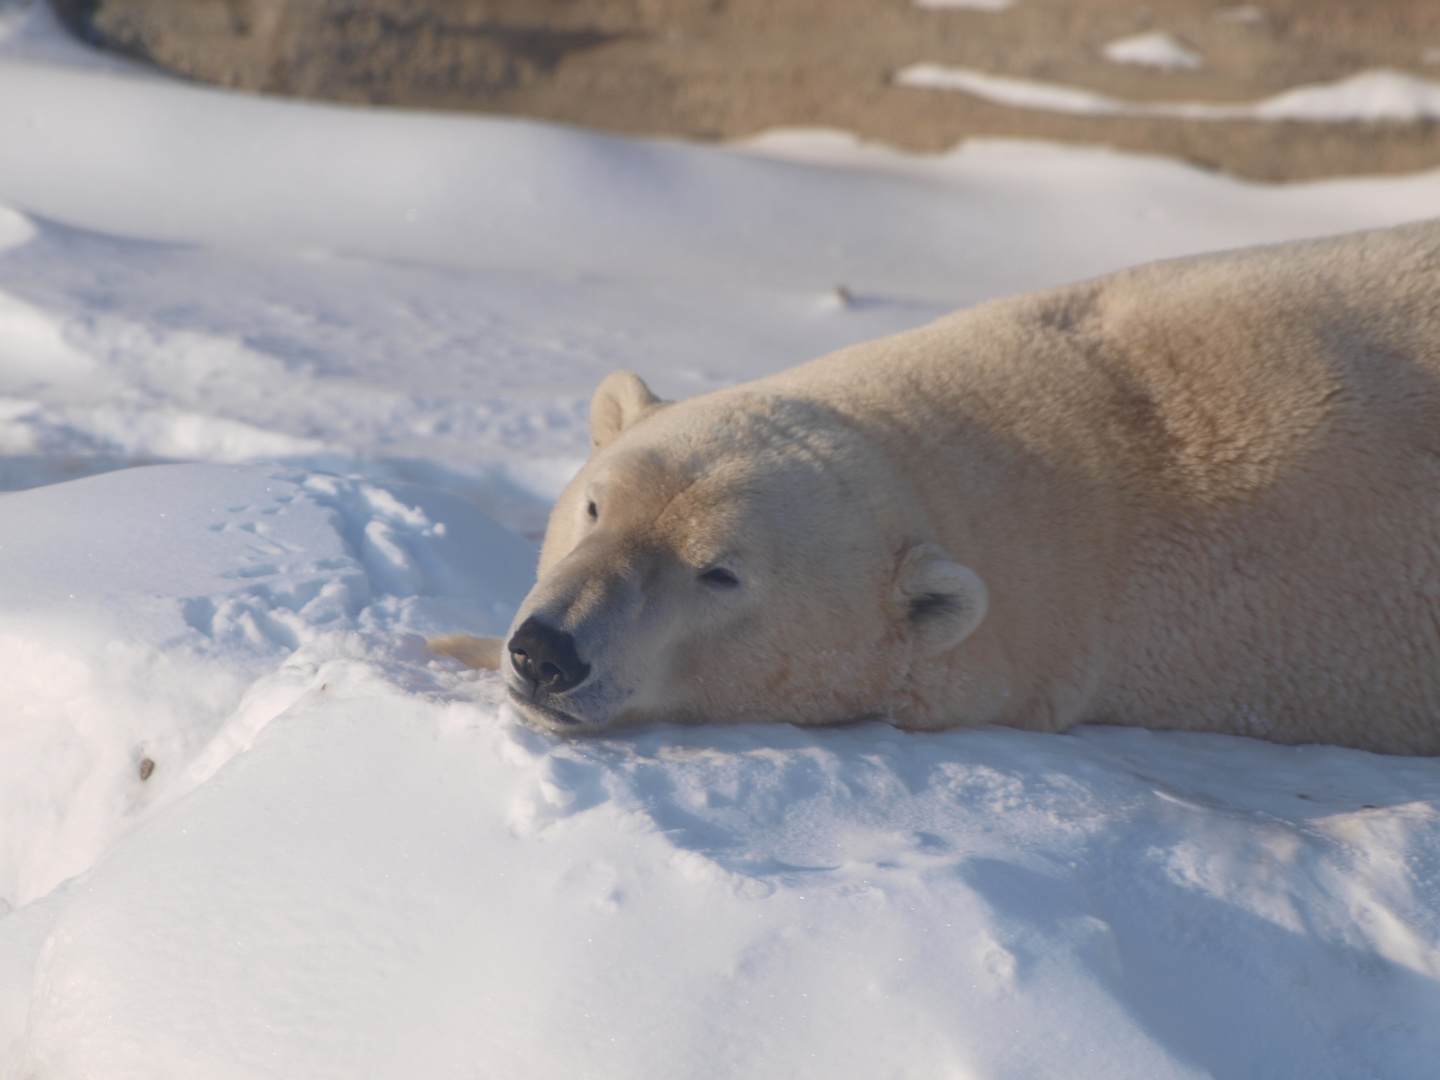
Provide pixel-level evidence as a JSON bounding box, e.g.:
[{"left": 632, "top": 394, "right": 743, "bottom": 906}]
[
  {"left": 0, "top": 463, "right": 535, "bottom": 908},
  {"left": 1102, "top": 32, "right": 1204, "bottom": 71},
  {"left": 895, "top": 65, "right": 1440, "bottom": 122}
]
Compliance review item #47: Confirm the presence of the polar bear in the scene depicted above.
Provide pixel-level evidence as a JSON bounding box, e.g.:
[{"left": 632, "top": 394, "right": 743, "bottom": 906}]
[{"left": 435, "top": 221, "right": 1440, "bottom": 753}]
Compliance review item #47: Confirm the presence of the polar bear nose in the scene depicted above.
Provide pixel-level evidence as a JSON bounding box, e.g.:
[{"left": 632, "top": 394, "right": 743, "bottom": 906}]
[{"left": 507, "top": 616, "right": 591, "bottom": 695}]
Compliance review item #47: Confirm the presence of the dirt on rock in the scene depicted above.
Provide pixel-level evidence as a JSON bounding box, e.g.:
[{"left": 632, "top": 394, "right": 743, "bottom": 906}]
[{"left": 48, "top": 0, "right": 1440, "bottom": 180}]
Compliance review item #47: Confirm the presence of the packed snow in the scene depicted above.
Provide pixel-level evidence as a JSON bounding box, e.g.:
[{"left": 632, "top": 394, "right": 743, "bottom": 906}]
[
  {"left": 1, "top": 0, "right": 1440, "bottom": 1075},
  {"left": 1102, "top": 31, "right": 1205, "bottom": 71},
  {"left": 896, "top": 64, "right": 1440, "bottom": 122}
]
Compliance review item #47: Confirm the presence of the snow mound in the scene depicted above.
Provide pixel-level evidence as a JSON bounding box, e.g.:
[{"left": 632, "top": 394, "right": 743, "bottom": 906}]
[
  {"left": 896, "top": 65, "right": 1440, "bottom": 122},
  {"left": 0, "top": 468, "right": 1437, "bottom": 1079},
  {"left": 7, "top": 677, "right": 1440, "bottom": 1078},
  {"left": 1102, "top": 32, "right": 1204, "bottom": 71},
  {"left": 0, "top": 463, "right": 534, "bottom": 909}
]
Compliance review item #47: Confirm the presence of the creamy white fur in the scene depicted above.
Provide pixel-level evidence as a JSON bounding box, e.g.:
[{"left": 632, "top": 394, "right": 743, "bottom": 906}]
[{"left": 473, "top": 222, "right": 1440, "bottom": 752}]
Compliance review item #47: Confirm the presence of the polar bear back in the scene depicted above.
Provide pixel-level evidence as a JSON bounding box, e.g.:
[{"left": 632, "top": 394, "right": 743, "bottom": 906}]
[{"left": 771, "top": 222, "right": 1440, "bottom": 752}]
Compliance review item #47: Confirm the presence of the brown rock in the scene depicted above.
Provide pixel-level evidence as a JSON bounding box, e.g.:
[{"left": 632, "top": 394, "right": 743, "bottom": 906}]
[{"left": 48, "top": 0, "right": 1440, "bottom": 180}]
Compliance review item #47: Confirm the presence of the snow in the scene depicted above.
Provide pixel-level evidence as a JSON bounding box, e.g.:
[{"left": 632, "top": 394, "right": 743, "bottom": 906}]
[
  {"left": 0, "top": 1, "right": 1439, "bottom": 1076},
  {"left": 0, "top": 463, "right": 536, "bottom": 908},
  {"left": 896, "top": 64, "right": 1440, "bottom": 122},
  {"left": 1102, "top": 31, "right": 1204, "bottom": 71},
  {"left": 913, "top": 0, "right": 1015, "bottom": 10},
  {"left": 1212, "top": 5, "right": 1267, "bottom": 24},
  {"left": 0, "top": 0, "right": 143, "bottom": 71}
]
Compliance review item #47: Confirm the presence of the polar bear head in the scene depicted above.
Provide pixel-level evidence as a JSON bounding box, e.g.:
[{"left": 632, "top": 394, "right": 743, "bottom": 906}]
[{"left": 503, "top": 371, "right": 989, "bottom": 732}]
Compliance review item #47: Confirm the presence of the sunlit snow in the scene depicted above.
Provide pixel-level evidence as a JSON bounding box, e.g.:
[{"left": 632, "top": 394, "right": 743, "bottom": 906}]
[
  {"left": 1213, "top": 6, "right": 1266, "bottom": 24},
  {"left": 896, "top": 64, "right": 1440, "bottom": 122},
  {"left": 912, "top": 0, "right": 1014, "bottom": 10},
  {"left": 1, "top": 0, "right": 1439, "bottom": 1076},
  {"left": 1102, "top": 31, "right": 1204, "bottom": 71}
]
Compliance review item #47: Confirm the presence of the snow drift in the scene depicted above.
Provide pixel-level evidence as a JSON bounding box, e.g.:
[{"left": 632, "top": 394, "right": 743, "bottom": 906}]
[{"left": 1, "top": 1, "right": 1439, "bottom": 1075}]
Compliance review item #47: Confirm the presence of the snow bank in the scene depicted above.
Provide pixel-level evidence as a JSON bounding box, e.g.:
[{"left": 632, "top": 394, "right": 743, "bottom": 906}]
[
  {"left": 2, "top": 3, "right": 1440, "bottom": 1076},
  {"left": 5, "top": 50, "right": 1438, "bottom": 530},
  {"left": 896, "top": 65, "right": 1440, "bottom": 122},
  {"left": 0, "top": 466, "right": 1437, "bottom": 1079},
  {"left": 0, "top": 57, "right": 1081, "bottom": 299},
  {"left": 0, "top": 463, "right": 534, "bottom": 911},
  {"left": 9, "top": 657, "right": 1440, "bottom": 1078},
  {"left": 3, "top": 0, "right": 1439, "bottom": 522}
]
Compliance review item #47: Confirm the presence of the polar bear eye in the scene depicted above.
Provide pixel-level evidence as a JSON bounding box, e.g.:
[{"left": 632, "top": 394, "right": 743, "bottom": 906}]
[
  {"left": 699, "top": 567, "right": 740, "bottom": 589},
  {"left": 586, "top": 500, "right": 598, "bottom": 521}
]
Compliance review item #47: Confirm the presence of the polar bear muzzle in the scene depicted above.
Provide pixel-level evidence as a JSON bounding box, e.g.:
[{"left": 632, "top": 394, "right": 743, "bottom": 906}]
[{"left": 507, "top": 615, "right": 592, "bottom": 703}]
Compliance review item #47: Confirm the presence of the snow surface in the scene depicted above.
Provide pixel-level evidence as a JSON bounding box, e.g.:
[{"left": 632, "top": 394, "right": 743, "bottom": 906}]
[
  {"left": 913, "top": 0, "right": 1015, "bottom": 10},
  {"left": 1, "top": 1, "right": 1440, "bottom": 1076},
  {"left": 1212, "top": 6, "right": 1266, "bottom": 24},
  {"left": 896, "top": 64, "right": 1440, "bottom": 122},
  {"left": 1102, "top": 31, "right": 1205, "bottom": 71}
]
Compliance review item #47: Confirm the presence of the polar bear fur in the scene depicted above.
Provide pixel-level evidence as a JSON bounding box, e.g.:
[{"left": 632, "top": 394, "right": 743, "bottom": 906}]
[{"left": 454, "top": 222, "right": 1440, "bottom": 753}]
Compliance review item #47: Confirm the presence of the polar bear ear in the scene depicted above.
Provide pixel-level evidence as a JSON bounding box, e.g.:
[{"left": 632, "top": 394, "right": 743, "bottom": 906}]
[
  {"left": 895, "top": 542, "right": 988, "bottom": 655},
  {"left": 590, "top": 371, "right": 665, "bottom": 450}
]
